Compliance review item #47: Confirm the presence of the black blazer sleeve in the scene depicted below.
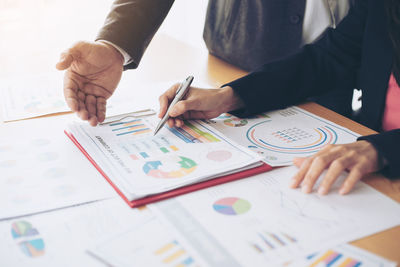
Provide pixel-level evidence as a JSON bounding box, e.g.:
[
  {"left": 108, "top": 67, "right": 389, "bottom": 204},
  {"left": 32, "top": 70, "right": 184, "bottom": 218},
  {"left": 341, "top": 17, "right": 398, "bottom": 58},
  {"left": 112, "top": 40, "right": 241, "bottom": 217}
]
[
  {"left": 96, "top": 0, "right": 174, "bottom": 69},
  {"left": 226, "top": 0, "right": 368, "bottom": 117},
  {"left": 358, "top": 130, "right": 400, "bottom": 177}
]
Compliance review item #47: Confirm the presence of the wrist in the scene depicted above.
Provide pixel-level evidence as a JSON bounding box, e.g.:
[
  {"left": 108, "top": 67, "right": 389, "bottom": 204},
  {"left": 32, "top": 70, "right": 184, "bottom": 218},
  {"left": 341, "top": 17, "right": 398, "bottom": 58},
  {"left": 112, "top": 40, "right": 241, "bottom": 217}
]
[
  {"left": 97, "top": 40, "right": 124, "bottom": 65},
  {"left": 218, "top": 86, "right": 245, "bottom": 113}
]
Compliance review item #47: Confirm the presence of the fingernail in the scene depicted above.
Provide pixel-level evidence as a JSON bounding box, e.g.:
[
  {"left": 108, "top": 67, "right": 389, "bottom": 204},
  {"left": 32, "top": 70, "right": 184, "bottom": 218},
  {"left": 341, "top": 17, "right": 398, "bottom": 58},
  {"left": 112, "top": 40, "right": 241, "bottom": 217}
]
[
  {"left": 301, "top": 184, "right": 311, "bottom": 194},
  {"left": 318, "top": 186, "right": 327, "bottom": 195},
  {"left": 339, "top": 188, "right": 346, "bottom": 195}
]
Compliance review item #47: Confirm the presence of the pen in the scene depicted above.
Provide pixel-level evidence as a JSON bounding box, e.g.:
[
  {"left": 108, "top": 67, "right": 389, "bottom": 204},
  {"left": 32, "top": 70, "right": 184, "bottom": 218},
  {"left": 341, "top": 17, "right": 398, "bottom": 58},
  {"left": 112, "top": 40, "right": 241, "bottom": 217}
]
[{"left": 153, "top": 76, "right": 194, "bottom": 135}]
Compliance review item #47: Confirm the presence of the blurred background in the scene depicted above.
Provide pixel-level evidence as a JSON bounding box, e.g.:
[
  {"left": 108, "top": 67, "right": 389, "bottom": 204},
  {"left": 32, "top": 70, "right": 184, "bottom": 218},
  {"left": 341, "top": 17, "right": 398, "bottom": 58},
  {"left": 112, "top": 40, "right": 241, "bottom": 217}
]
[{"left": 0, "top": 0, "right": 208, "bottom": 77}]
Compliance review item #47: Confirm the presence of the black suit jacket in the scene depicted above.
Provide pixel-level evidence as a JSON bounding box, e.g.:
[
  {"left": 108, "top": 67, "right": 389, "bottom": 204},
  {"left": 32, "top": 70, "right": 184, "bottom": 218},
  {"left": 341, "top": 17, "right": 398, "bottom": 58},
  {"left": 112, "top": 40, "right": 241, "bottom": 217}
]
[{"left": 227, "top": 0, "right": 400, "bottom": 177}]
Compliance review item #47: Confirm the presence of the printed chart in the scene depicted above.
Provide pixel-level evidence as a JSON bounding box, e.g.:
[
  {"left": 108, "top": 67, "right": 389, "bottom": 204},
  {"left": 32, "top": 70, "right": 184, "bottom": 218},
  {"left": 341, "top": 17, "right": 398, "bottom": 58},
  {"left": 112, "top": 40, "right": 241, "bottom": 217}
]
[
  {"left": 169, "top": 122, "right": 220, "bottom": 143},
  {"left": 108, "top": 118, "right": 152, "bottom": 137},
  {"left": 250, "top": 231, "right": 297, "bottom": 253},
  {"left": 293, "top": 244, "right": 397, "bottom": 267},
  {"left": 68, "top": 115, "right": 260, "bottom": 199},
  {"left": 90, "top": 216, "right": 202, "bottom": 267},
  {"left": 154, "top": 166, "right": 400, "bottom": 266},
  {"left": 213, "top": 197, "right": 251, "bottom": 215},
  {"left": 11, "top": 221, "right": 45, "bottom": 258},
  {"left": 143, "top": 156, "right": 197, "bottom": 179},
  {"left": 155, "top": 240, "right": 196, "bottom": 266},
  {"left": 0, "top": 73, "right": 69, "bottom": 122},
  {"left": 210, "top": 107, "right": 359, "bottom": 166}
]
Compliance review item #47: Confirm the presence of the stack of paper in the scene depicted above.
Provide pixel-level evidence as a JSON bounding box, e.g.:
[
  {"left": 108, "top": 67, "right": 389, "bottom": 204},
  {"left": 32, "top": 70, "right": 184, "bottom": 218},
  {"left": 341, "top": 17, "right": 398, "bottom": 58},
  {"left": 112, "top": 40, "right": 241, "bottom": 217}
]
[{"left": 66, "top": 114, "right": 263, "bottom": 202}]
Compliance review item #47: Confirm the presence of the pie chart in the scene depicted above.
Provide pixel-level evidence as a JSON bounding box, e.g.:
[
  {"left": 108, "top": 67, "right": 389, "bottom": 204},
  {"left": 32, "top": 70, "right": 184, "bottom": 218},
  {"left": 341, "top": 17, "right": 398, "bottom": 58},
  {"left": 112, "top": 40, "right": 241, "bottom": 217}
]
[
  {"left": 223, "top": 118, "right": 248, "bottom": 127},
  {"left": 143, "top": 155, "right": 197, "bottom": 178},
  {"left": 213, "top": 197, "right": 251, "bottom": 215},
  {"left": 11, "top": 221, "right": 45, "bottom": 258}
]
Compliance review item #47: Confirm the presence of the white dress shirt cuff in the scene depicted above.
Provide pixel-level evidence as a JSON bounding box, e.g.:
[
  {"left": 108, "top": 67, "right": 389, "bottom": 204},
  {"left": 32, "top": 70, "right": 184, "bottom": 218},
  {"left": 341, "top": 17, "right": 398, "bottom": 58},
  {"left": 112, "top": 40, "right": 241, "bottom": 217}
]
[{"left": 98, "top": 40, "right": 133, "bottom": 66}]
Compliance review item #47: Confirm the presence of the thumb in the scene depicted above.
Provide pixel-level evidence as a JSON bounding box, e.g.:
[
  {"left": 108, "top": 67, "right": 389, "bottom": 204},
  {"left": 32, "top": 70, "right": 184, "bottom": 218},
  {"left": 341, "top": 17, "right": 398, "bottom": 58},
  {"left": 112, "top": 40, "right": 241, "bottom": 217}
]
[
  {"left": 56, "top": 52, "right": 74, "bottom": 70},
  {"left": 169, "top": 98, "right": 200, "bottom": 117}
]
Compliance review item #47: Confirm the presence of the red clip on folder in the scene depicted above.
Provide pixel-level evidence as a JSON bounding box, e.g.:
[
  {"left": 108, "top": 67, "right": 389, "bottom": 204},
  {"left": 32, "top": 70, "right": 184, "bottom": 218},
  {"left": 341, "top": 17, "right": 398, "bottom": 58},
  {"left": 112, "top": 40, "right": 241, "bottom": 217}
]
[{"left": 65, "top": 130, "right": 273, "bottom": 208}]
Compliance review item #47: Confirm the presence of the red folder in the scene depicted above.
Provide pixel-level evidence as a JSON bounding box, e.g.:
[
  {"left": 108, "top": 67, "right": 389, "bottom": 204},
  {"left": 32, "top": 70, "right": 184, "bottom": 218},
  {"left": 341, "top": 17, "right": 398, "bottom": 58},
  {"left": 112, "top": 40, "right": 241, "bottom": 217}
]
[{"left": 65, "top": 130, "right": 273, "bottom": 208}]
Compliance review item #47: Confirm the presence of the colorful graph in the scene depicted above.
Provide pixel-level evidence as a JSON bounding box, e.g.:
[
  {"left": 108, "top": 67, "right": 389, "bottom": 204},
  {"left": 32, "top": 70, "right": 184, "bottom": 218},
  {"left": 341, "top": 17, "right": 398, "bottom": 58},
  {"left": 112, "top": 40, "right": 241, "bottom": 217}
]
[
  {"left": 206, "top": 150, "right": 232, "bottom": 162},
  {"left": 308, "top": 250, "right": 361, "bottom": 267},
  {"left": 155, "top": 240, "right": 195, "bottom": 266},
  {"left": 247, "top": 122, "right": 338, "bottom": 154},
  {"left": 250, "top": 231, "right": 297, "bottom": 253},
  {"left": 213, "top": 197, "right": 251, "bottom": 215},
  {"left": 223, "top": 118, "right": 248, "bottom": 127},
  {"left": 11, "top": 221, "right": 39, "bottom": 238},
  {"left": 143, "top": 155, "right": 197, "bottom": 178},
  {"left": 169, "top": 122, "right": 220, "bottom": 143},
  {"left": 109, "top": 118, "right": 152, "bottom": 137},
  {"left": 11, "top": 221, "right": 45, "bottom": 258}
]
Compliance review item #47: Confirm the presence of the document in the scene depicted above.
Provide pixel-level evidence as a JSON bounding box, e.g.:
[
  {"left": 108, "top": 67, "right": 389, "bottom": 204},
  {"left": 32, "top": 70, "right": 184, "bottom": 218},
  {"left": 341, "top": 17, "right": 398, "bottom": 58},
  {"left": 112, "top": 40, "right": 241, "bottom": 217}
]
[
  {"left": 148, "top": 166, "right": 400, "bottom": 266},
  {"left": 0, "top": 198, "right": 152, "bottom": 267},
  {"left": 208, "top": 107, "right": 359, "bottom": 166},
  {"left": 0, "top": 73, "right": 69, "bottom": 122},
  {"left": 89, "top": 215, "right": 207, "bottom": 267},
  {"left": 89, "top": 213, "right": 397, "bottom": 267},
  {"left": 0, "top": 115, "right": 115, "bottom": 220},
  {"left": 66, "top": 114, "right": 262, "bottom": 201}
]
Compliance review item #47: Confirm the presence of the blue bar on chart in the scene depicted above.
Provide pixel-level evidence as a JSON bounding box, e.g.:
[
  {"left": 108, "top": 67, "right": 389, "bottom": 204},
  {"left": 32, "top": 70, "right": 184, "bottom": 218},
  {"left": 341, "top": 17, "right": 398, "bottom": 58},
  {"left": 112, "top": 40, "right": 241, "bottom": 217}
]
[{"left": 109, "top": 119, "right": 152, "bottom": 137}]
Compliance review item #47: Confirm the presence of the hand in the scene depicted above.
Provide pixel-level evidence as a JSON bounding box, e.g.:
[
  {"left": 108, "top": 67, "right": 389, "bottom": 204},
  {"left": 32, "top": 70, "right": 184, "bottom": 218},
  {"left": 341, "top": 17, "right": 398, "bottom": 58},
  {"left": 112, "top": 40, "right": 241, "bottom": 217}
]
[
  {"left": 158, "top": 85, "right": 244, "bottom": 127},
  {"left": 56, "top": 41, "right": 124, "bottom": 126},
  {"left": 290, "top": 141, "right": 381, "bottom": 195}
]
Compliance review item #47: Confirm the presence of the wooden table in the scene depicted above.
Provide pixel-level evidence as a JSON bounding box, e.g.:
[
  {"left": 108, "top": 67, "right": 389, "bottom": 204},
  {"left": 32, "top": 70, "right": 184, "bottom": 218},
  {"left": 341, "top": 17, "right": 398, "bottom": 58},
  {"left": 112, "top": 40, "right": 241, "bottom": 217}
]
[{"left": 138, "top": 34, "right": 400, "bottom": 262}]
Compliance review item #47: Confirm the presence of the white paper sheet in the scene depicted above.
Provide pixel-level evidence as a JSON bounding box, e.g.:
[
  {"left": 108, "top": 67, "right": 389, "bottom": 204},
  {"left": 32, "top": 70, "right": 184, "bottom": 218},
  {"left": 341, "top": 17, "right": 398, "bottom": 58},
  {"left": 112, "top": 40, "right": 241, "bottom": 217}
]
[
  {"left": 148, "top": 166, "right": 400, "bottom": 266},
  {"left": 289, "top": 243, "right": 397, "bottom": 267},
  {"left": 1, "top": 73, "right": 69, "bottom": 122},
  {"left": 89, "top": 215, "right": 208, "bottom": 267},
  {"left": 89, "top": 213, "right": 397, "bottom": 267},
  {"left": 208, "top": 107, "right": 360, "bottom": 166},
  {"left": 66, "top": 115, "right": 262, "bottom": 200},
  {"left": 0, "top": 198, "right": 152, "bottom": 267},
  {"left": 0, "top": 115, "right": 115, "bottom": 219}
]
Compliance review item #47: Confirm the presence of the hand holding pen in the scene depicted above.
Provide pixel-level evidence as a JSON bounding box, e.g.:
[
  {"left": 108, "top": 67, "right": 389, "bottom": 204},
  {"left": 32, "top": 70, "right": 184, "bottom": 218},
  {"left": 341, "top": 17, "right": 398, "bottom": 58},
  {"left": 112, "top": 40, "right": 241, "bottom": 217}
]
[{"left": 157, "top": 78, "right": 245, "bottom": 132}]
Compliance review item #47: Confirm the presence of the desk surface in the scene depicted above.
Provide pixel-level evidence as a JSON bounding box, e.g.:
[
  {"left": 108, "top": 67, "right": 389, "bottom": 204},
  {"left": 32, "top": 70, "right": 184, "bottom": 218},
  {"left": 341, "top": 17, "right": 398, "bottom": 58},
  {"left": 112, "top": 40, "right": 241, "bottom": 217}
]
[
  {"left": 137, "top": 34, "right": 400, "bottom": 262},
  {"left": 1, "top": 32, "right": 399, "bottom": 263}
]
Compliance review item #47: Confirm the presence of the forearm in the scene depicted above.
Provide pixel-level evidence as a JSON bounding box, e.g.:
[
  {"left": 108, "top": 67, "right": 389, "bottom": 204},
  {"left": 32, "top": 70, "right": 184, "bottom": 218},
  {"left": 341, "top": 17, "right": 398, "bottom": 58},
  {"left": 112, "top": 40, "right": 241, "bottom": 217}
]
[{"left": 96, "top": 0, "right": 174, "bottom": 69}]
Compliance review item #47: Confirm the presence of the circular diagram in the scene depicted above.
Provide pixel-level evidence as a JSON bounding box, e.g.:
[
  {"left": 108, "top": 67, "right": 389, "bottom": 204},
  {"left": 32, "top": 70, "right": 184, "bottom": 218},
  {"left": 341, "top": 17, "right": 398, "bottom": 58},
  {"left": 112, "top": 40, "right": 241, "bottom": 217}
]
[
  {"left": 213, "top": 197, "right": 251, "bottom": 215},
  {"left": 246, "top": 122, "right": 338, "bottom": 154},
  {"left": 223, "top": 118, "right": 248, "bottom": 127},
  {"left": 143, "top": 155, "right": 197, "bottom": 178}
]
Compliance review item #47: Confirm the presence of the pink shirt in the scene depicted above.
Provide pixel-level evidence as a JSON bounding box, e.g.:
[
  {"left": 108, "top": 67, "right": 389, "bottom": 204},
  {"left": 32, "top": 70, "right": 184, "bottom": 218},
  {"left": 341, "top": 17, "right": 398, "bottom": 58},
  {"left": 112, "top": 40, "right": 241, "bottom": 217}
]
[{"left": 382, "top": 74, "right": 400, "bottom": 131}]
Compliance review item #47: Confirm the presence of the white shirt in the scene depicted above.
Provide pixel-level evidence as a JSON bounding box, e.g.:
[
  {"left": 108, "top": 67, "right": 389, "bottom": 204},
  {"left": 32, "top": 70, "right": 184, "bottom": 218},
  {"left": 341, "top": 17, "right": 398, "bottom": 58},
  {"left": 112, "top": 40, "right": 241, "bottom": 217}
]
[
  {"left": 102, "top": 0, "right": 351, "bottom": 66},
  {"left": 302, "top": 0, "right": 351, "bottom": 45}
]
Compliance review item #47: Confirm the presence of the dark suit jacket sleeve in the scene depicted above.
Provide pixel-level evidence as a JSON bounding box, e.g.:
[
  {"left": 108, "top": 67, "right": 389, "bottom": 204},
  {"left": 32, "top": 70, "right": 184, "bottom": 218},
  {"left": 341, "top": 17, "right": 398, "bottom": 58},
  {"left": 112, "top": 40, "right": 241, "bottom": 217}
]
[
  {"left": 96, "top": 0, "right": 174, "bottom": 69},
  {"left": 226, "top": 0, "right": 368, "bottom": 117}
]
